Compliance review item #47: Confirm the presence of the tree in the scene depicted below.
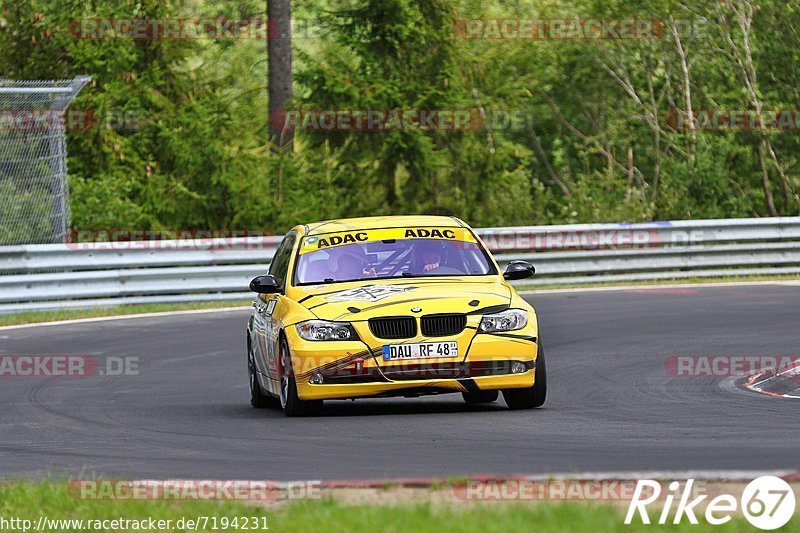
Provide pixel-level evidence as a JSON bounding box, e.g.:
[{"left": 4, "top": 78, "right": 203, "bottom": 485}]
[{"left": 268, "top": 0, "right": 294, "bottom": 152}]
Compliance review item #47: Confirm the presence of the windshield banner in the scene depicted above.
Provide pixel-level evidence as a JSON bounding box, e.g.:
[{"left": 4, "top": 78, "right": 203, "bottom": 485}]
[{"left": 299, "top": 227, "right": 477, "bottom": 254}]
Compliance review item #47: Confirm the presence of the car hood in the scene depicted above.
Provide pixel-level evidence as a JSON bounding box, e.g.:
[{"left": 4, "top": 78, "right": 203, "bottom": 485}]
[{"left": 292, "top": 277, "right": 512, "bottom": 321}]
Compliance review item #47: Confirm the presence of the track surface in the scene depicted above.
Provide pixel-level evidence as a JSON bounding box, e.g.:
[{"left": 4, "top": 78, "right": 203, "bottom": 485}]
[{"left": 1, "top": 285, "right": 798, "bottom": 480}]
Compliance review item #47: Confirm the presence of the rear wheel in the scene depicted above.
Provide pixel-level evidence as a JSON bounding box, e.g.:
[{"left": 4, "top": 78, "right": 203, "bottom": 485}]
[
  {"left": 462, "top": 390, "right": 499, "bottom": 404},
  {"left": 249, "top": 339, "right": 277, "bottom": 408},
  {"left": 503, "top": 343, "right": 547, "bottom": 410},
  {"left": 279, "top": 335, "right": 322, "bottom": 417}
]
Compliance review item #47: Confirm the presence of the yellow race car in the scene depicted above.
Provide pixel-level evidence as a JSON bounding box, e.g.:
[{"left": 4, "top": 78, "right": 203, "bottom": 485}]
[{"left": 246, "top": 215, "right": 545, "bottom": 416}]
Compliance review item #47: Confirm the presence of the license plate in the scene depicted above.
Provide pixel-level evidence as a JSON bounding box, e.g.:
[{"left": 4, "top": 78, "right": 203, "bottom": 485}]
[{"left": 382, "top": 341, "right": 458, "bottom": 361}]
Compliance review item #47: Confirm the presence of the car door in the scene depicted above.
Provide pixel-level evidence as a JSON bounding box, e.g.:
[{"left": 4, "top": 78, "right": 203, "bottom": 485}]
[{"left": 252, "top": 231, "right": 297, "bottom": 388}]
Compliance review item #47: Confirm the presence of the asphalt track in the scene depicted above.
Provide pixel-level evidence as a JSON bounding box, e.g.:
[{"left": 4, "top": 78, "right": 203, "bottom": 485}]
[{"left": 1, "top": 284, "right": 798, "bottom": 481}]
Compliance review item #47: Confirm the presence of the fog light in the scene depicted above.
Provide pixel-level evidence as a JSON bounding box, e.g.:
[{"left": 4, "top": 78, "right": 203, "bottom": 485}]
[
  {"left": 310, "top": 373, "right": 324, "bottom": 384},
  {"left": 511, "top": 362, "right": 526, "bottom": 374}
]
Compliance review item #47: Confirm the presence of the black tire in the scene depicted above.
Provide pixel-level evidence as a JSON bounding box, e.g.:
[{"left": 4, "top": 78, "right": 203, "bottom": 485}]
[
  {"left": 249, "top": 338, "right": 277, "bottom": 408},
  {"left": 502, "top": 343, "right": 547, "bottom": 410},
  {"left": 279, "top": 335, "right": 322, "bottom": 417},
  {"left": 462, "top": 390, "right": 499, "bottom": 404}
]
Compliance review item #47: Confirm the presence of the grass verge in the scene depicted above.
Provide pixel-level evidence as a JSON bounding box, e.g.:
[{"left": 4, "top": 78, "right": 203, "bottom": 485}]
[{"left": 0, "top": 482, "right": 795, "bottom": 532}]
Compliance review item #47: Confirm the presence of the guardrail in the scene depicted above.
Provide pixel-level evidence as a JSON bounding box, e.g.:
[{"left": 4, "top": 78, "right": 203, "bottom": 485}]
[{"left": 1, "top": 217, "right": 799, "bottom": 313}]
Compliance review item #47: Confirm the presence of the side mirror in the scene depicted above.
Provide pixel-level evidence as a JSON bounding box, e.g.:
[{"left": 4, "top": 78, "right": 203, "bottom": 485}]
[
  {"left": 249, "top": 274, "right": 281, "bottom": 294},
  {"left": 503, "top": 260, "right": 535, "bottom": 281}
]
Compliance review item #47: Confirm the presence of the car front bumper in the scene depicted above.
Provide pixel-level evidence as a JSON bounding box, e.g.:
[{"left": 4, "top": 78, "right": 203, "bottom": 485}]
[
  {"left": 285, "top": 321, "right": 539, "bottom": 401},
  {"left": 297, "top": 371, "right": 536, "bottom": 401}
]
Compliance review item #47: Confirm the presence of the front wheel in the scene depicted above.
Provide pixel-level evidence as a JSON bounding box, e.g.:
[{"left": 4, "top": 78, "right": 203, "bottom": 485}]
[
  {"left": 503, "top": 343, "right": 547, "bottom": 410},
  {"left": 279, "top": 336, "right": 322, "bottom": 417}
]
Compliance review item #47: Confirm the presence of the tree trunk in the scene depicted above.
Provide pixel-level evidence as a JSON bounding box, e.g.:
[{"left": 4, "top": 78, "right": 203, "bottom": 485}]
[
  {"left": 758, "top": 139, "right": 778, "bottom": 216},
  {"left": 671, "top": 19, "right": 696, "bottom": 172},
  {"left": 268, "top": 0, "right": 293, "bottom": 153}
]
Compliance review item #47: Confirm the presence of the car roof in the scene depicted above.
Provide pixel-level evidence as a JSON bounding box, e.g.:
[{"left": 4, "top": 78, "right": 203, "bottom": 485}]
[{"left": 300, "top": 215, "right": 466, "bottom": 236}]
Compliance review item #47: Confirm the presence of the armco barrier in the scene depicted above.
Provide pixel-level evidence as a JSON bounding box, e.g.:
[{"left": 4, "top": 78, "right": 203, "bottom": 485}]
[{"left": 0, "top": 217, "right": 798, "bottom": 313}]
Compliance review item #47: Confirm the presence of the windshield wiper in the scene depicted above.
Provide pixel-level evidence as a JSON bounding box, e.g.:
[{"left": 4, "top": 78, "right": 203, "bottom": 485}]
[{"left": 402, "top": 271, "right": 434, "bottom": 278}]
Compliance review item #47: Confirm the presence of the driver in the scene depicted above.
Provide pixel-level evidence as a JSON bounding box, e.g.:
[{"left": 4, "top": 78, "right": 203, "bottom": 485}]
[
  {"left": 329, "top": 246, "right": 376, "bottom": 280},
  {"left": 412, "top": 240, "right": 445, "bottom": 274}
]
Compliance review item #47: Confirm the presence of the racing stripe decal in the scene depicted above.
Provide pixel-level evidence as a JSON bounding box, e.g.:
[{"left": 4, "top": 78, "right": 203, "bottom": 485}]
[
  {"left": 457, "top": 378, "right": 480, "bottom": 393},
  {"left": 467, "top": 304, "right": 510, "bottom": 315},
  {"left": 354, "top": 296, "right": 451, "bottom": 314},
  {"left": 490, "top": 333, "right": 537, "bottom": 342},
  {"left": 299, "top": 284, "right": 387, "bottom": 301},
  {"left": 296, "top": 348, "right": 375, "bottom": 381},
  {"left": 309, "top": 295, "right": 448, "bottom": 315}
]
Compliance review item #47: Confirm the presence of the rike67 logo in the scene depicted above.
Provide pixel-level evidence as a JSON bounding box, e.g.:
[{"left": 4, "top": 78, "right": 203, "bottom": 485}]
[{"left": 626, "top": 476, "right": 795, "bottom": 530}]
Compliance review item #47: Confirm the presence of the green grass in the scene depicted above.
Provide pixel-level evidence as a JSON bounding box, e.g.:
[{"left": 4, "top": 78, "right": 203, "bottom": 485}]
[
  {"left": 271, "top": 500, "right": 796, "bottom": 532},
  {"left": 0, "top": 300, "right": 250, "bottom": 327},
  {"left": 1, "top": 482, "right": 796, "bottom": 532}
]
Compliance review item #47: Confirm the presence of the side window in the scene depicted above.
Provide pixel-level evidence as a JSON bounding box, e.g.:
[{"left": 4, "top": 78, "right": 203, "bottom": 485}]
[{"left": 268, "top": 232, "right": 297, "bottom": 290}]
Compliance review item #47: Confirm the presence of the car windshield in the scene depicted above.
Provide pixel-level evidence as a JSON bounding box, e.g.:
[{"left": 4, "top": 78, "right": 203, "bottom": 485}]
[{"left": 295, "top": 236, "right": 495, "bottom": 284}]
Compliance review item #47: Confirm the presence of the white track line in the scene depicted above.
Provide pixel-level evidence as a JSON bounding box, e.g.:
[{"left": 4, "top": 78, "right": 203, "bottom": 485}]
[
  {"left": 751, "top": 369, "right": 800, "bottom": 389},
  {"left": 0, "top": 306, "right": 250, "bottom": 332},
  {"left": 520, "top": 280, "right": 799, "bottom": 295}
]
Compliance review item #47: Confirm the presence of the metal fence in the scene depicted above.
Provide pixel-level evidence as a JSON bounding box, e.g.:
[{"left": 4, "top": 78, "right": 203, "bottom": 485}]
[
  {"left": 0, "top": 77, "right": 90, "bottom": 246},
  {"left": 0, "top": 216, "right": 799, "bottom": 313}
]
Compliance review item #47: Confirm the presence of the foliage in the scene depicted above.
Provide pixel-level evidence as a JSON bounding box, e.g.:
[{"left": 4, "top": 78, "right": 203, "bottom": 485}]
[{"left": 1, "top": 0, "right": 798, "bottom": 236}]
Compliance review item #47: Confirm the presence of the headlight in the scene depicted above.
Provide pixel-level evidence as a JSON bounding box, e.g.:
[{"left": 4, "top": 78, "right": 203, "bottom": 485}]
[
  {"left": 296, "top": 320, "right": 357, "bottom": 341},
  {"left": 479, "top": 309, "right": 528, "bottom": 333}
]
